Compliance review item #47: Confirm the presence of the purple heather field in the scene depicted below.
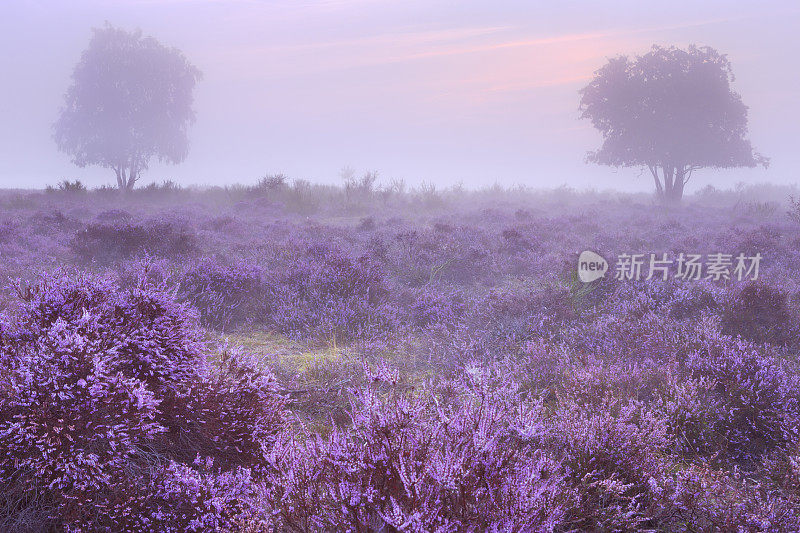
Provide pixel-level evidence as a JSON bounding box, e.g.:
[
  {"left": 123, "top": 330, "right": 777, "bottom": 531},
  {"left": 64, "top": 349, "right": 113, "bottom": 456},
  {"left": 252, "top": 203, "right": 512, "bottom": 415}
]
[
  {"left": 1, "top": 181, "right": 800, "bottom": 531},
  {"left": 2, "top": 1, "right": 800, "bottom": 530}
]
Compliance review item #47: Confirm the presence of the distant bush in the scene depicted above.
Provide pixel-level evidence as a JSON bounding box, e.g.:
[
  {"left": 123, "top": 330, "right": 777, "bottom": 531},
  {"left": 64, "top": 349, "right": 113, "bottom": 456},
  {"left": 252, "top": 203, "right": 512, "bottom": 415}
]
[
  {"left": 179, "top": 259, "right": 267, "bottom": 330},
  {"left": 414, "top": 181, "right": 443, "bottom": 208},
  {"left": 45, "top": 179, "right": 86, "bottom": 193},
  {"left": 137, "top": 179, "right": 183, "bottom": 194},
  {"left": 720, "top": 281, "right": 798, "bottom": 347},
  {"left": 30, "top": 209, "right": 81, "bottom": 233},
  {"left": 71, "top": 218, "right": 199, "bottom": 263},
  {"left": 266, "top": 247, "right": 395, "bottom": 343},
  {"left": 343, "top": 169, "right": 378, "bottom": 210},
  {"left": 741, "top": 200, "right": 778, "bottom": 217},
  {"left": 254, "top": 173, "right": 289, "bottom": 193},
  {"left": 788, "top": 195, "right": 800, "bottom": 224},
  {"left": 285, "top": 179, "right": 320, "bottom": 214},
  {"left": 94, "top": 208, "right": 132, "bottom": 222}
]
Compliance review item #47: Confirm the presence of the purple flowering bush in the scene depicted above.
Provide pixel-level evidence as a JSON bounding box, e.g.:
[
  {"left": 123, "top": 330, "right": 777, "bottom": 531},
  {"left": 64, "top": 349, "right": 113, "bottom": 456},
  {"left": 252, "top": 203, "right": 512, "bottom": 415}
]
[
  {"left": 0, "top": 273, "right": 287, "bottom": 531},
  {"left": 264, "top": 366, "right": 573, "bottom": 531},
  {"left": 161, "top": 349, "right": 287, "bottom": 469},
  {"left": 179, "top": 259, "right": 267, "bottom": 330},
  {"left": 264, "top": 246, "right": 397, "bottom": 344},
  {"left": 71, "top": 217, "right": 199, "bottom": 263},
  {"left": 79, "top": 459, "right": 269, "bottom": 533},
  {"left": 720, "top": 280, "right": 799, "bottom": 347}
]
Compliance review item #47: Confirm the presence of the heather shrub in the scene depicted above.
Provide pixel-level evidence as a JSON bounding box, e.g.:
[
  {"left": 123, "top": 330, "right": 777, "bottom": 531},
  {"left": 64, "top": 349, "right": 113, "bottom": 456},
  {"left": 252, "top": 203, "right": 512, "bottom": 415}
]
[
  {"left": 175, "top": 246, "right": 398, "bottom": 343},
  {"left": 0, "top": 281, "right": 165, "bottom": 529},
  {"left": 387, "top": 226, "right": 495, "bottom": 286},
  {"left": 649, "top": 374, "right": 723, "bottom": 459},
  {"left": 444, "top": 243, "right": 493, "bottom": 284},
  {"left": 666, "top": 464, "right": 799, "bottom": 530},
  {"left": 667, "top": 282, "right": 719, "bottom": 320},
  {"left": 266, "top": 248, "right": 396, "bottom": 344},
  {"left": 482, "top": 282, "right": 577, "bottom": 340},
  {"left": 0, "top": 273, "right": 287, "bottom": 531},
  {"left": 0, "top": 218, "right": 19, "bottom": 244},
  {"left": 499, "top": 225, "right": 540, "bottom": 254},
  {"left": 570, "top": 308, "right": 800, "bottom": 465},
  {"left": 12, "top": 274, "right": 204, "bottom": 393},
  {"left": 411, "top": 282, "right": 580, "bottom": 362},
  {"left": 115, "top": 256, "right": 179, "bottom": 290},
  {"left": 94, "top": 208, "right": 132, "bottom": 222},
  {"left": 731, "top": 225, "right": 783, "bottom": 257},
  {"left": 682, "top": 322, "right": 800, "bottom": 464},
  {"left": 160, "top": 349, "right": 287, "bottom": 469},
  {"left": 30, "top": 209, "right": 81, "bottom": 234},
  {"left": 406, "top": 287, "right": 467, "bottom": 328},
  {"left": 179, "top": 259, "right": 266, "bottom": 330},
  {"left": 71, "top": 217, "right": 199, "bottom": 263},
  {"left": 550, "top": 403, "right": 672, "bottom": 530},
  {"left": 556, "top": 357, "right": 674, "bottom": 411},
  {"left": 720, "top": 280, "right": 798, "bottom": 347},
  {"left": 357, "top": 215, "right": 376, "bottom": 231},
  {"left": 564, "top": 310, "right": 694, "bottom": 363},
  {"left": 68, "top": 459, "right": 269, "bottom": 533},
  {"left": 202, "top": 215, "right": 242, "bottom": 234},
  {"left": 263, "top": 360, "right": 797, "bottom": 531},
  {"left": 264, "top": 365, "right": 572, "bottom": 531}
]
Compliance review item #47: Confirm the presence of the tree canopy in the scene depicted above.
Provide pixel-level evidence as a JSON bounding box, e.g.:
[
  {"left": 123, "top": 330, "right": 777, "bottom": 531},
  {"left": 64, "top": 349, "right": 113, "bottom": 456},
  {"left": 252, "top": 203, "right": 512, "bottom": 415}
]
[
  {"left": 580, "top": 45, "right": 767, "bottom": 203},
  {"left": 54, "top": 25, "right": 201, "bottom": 190}
]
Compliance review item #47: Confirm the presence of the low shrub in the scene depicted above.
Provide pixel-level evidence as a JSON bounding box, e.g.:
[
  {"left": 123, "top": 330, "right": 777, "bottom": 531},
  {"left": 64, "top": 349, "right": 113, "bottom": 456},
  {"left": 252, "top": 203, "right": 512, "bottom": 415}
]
[
  {"left": 264, "top": 366, "right": 571, "bottom": 531},
  {"left": 0, "top": 273, "right": 286, "bottom": 531},
  {"left": 266, "top": 247, "right": 396, "bottom": 344},
  {"left": 71, "top": 217, "right": 199, "bottom": 263},
  {"left": 720, "top": 281, "right": 798, "bottom": 347},
  {"left": 179, "top": 259, "right": 266, "bottom": 330}
]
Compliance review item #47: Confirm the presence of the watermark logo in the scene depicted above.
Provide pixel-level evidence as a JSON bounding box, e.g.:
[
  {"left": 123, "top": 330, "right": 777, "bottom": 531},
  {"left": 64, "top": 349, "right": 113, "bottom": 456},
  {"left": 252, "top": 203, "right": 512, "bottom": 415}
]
[
  {"left": 578, "top": 250, "right": 608, "bottom": 282},
  {"left": 578, "top": 251, "right": 762, "bottom": 282}
]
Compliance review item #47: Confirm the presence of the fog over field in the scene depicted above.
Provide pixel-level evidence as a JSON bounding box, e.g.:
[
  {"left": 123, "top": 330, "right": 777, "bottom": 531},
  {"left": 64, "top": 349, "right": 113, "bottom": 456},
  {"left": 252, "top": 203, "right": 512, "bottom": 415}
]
[
  {"left": 4, "top": 2, "right": 800, "bottom": 532},
  {"left": 0, "top": 0, "right": 798, "bottom": 190}
]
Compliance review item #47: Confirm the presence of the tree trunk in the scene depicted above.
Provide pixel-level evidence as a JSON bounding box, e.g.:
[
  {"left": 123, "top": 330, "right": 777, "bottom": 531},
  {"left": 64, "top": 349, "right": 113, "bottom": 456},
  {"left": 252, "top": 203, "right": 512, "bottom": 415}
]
[
  {"left": 671, "top": 166, "right": 686, "bottom": 202},
  {"left": 651, "top": 165, "right": 685, "bottom": 204},
  {"left": 126, "top": 169, "right": 138, "bottom": 190},
  {"left": 649, "top": 166, "right": 664, "bottom": 198},
  {"left": 112, "top": 165, "right": 140, "bottom": 191},
  {"left": 664, "top": 166, "right": 675, "bottom": 199}
]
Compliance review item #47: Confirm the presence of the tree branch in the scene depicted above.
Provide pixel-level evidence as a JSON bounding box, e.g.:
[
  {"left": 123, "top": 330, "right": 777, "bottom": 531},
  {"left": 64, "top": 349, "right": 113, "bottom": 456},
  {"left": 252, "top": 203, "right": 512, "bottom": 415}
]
[{"left": 683, "top": 165, "right": 698, "bottom": 184}]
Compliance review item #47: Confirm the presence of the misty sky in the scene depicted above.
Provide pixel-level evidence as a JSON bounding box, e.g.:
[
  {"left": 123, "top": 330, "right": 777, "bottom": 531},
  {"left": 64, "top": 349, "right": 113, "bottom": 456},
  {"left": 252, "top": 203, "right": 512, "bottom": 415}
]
[{"left": 1, "top": 0, "right": 798, "bottom": 191}]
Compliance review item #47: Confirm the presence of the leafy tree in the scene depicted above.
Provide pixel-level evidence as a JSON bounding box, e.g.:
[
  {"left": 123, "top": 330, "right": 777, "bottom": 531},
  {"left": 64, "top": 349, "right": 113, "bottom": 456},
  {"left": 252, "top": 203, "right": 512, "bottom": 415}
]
[
  {"left": 580, "top": 45, "right": 767, "bottom": 203},
  {"left": 54, "top": 25, "right": 201, "bottom": 191}
]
